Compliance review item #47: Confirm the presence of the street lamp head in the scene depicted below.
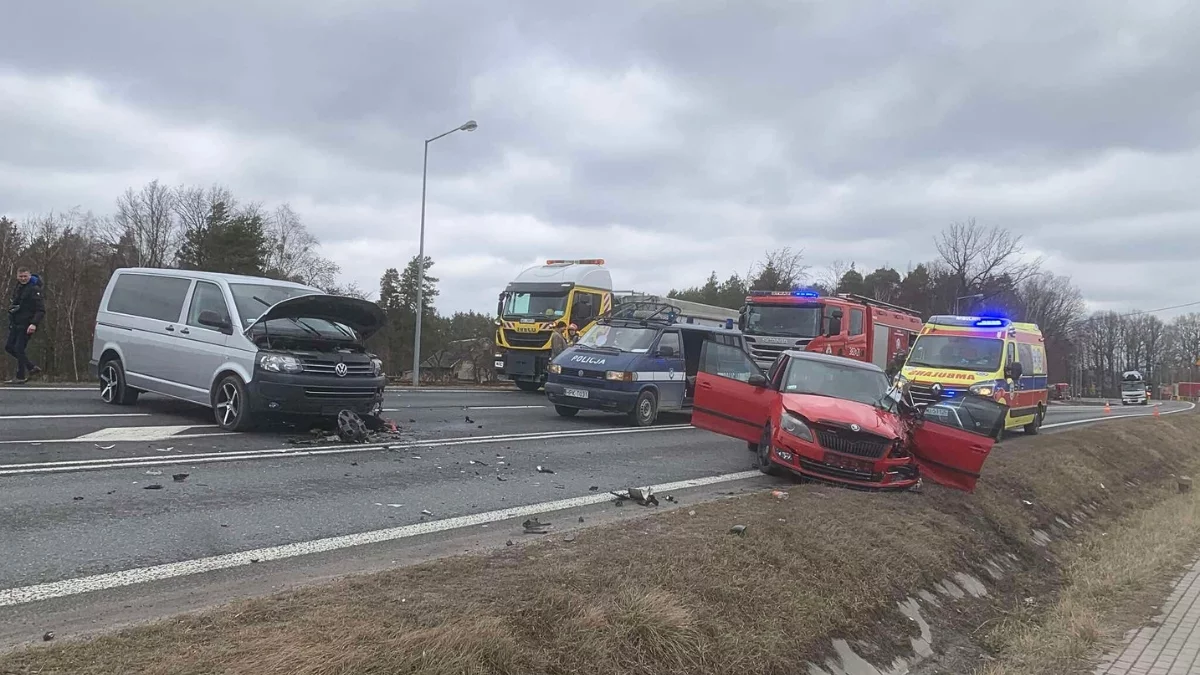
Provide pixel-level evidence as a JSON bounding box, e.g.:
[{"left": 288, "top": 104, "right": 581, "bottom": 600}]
[{"left": 459, "top": 120, "right": 478, "bottom": 132}]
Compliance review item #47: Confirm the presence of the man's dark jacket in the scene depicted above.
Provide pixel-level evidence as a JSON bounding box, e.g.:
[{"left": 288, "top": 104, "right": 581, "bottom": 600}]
[{"left": 9, "top": 275, "right": 46, "bottom": 327}]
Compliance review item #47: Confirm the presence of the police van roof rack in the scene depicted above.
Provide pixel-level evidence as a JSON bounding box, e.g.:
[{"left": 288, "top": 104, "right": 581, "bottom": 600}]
[
  {"left": 835, "top": 293, "right": 920, "bottom": 316},
  {"left": 603, "top": 299, "right": 683, "bottom": 326}
]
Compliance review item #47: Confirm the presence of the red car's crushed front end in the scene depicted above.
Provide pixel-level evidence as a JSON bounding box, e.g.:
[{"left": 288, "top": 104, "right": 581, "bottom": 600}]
[{"left": 765, "top": 395, "right": 919, "bottom": 489}]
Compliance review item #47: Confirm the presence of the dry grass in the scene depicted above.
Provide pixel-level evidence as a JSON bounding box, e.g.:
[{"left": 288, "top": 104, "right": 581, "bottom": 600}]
[
  {"left": 2, "top": 413, "right": 1199, "bottom": 675},
  {"left": 976, "top": 485, "right": 1200, "bottom": 675}
]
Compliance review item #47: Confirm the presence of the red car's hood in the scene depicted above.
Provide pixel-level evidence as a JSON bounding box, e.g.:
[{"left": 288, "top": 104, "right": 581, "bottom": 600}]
[{"left": 781, "top": 393, "right": 901, "bottom": 438}]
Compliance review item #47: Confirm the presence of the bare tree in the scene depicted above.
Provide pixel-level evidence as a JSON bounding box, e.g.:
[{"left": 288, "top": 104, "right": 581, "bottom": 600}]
[
  {"left": 1017, "top": 272, "right": 1085, "bottom": 344},
  {"left": 263, "top": 204, "right": 341, "bottom": 288},
  {"left": 113, "top": 180, "right": 177, "bottom": 267},
  {"left": 172, "top": 183, "right": 238, "bottom": 254},
  {"left": 748, "top": 246, "right": 809, "bottom": 292},
  {"left": 936, "top": 219, "right": 1042, "bottom": 302},
  {"left": 815, "top": 259, "right": 854, "bottom": 295}
]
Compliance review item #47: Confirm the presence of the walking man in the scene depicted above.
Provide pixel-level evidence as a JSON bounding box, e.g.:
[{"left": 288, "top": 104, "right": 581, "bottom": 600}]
[{"left": 6, "top": 267, "right": 44, "bottom": 384}]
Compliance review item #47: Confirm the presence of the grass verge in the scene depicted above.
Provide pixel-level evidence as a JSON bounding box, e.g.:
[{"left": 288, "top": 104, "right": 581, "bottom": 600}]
[
  {"left": 976, "top": 481, "right": 1200, "bottom": 674},
  {"left": 2, "top": 414, "right": 1199, "bottom": 675}
]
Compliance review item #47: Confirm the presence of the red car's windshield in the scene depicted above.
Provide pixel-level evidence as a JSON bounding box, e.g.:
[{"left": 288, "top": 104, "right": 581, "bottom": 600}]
[{"left": 782, "top": 358, "right": 890, "bottom": 407}]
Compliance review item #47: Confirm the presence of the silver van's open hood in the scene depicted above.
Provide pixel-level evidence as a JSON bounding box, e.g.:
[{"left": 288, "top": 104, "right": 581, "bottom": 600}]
[{"left": 244, "top": 294, "right": 387, "bottom": 339}]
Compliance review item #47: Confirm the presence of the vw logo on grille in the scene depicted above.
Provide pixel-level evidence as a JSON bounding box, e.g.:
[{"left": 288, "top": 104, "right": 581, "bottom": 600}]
[
  {"left": 850, "top": 423, "right": 860, "bottom": 432},
  {"left": 335, "top": 362, "right": 348, "bottom": 377},
  {"left": 578, "top": 370, "right": 584, "bottom": 377}
]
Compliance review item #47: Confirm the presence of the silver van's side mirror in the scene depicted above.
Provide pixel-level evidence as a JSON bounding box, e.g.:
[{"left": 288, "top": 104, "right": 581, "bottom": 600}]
[{"left": 198, "top": 310, "right": 234, "bottom": 335}]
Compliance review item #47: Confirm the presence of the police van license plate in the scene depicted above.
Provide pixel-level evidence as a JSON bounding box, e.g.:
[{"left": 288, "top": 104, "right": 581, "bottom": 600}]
[{"left": 564, "top": 388, "right": 589, "bottom": 399}]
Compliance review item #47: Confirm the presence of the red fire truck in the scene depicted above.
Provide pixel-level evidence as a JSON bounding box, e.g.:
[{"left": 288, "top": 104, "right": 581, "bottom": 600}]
[{"left": 738, "top": 290, "right": 924, "bottom": 371}]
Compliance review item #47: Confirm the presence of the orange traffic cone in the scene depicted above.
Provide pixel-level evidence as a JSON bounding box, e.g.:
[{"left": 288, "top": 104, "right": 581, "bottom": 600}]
[
  {"left": 1104, "top": 401, "right": 1111, "bottom": 414},
  {"left": 1154, "top": 405, "right": 1160, "bottom": 418}
]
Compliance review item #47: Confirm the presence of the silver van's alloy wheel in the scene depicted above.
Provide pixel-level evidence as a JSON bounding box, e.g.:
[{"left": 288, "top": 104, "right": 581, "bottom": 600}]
[
  {"left": 216, "top": 382, "right": 240, "bottom": 427},
  {"left": 99, "top": 364, "right": 118, "bottom": 403}
]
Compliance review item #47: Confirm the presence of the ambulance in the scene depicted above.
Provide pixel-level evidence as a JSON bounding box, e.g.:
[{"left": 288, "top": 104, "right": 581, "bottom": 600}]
[{"left": 895, "top": 316, "right": 1049, "bottom": 434}]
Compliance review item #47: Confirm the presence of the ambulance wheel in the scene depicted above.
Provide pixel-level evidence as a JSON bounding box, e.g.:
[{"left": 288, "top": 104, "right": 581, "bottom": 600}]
[
  {"left": 514, "top": 380, "right": 541, "bottom": 393},
  {"left": 629, "top": 389, "right": 658, "bottom": 427},
  {"left": 757, "top": 425, "right": 781, "bottom": 476},
  {"left": 554, "top": 405, "right": 579, "bottom": 418},
  {"left": 1024, "top": 405, "right": 1044, "bottom": 435}
]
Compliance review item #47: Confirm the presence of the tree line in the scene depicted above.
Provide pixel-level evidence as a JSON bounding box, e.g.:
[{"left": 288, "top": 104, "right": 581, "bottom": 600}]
[
  {"left": 668, "top": 219, "right": 1197, "bottom": 396},
  {"left": 0, "top": 180, "right": 494, "bottom": 382}
]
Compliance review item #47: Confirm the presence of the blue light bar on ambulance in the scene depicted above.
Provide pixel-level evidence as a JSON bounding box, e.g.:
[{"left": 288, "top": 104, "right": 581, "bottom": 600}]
[{"left": 927, "top": 315, "right": 1012, "bottom": 328}]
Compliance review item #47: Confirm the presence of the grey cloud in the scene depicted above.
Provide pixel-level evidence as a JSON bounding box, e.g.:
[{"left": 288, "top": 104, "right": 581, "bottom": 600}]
[{"left": 3, "top": 0, "right": 1200, "bottom": 316}]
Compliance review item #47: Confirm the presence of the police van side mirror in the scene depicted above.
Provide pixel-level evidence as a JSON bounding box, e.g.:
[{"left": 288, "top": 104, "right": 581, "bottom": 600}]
[{"left": 657, "top": 345, "right": 676, "bottom": 358}]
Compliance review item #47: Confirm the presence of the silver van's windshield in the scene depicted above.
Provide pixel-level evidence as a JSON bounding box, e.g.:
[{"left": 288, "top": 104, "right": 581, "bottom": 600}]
[{"left": 229, "top": 283, "right": 356, "bottom": 339}]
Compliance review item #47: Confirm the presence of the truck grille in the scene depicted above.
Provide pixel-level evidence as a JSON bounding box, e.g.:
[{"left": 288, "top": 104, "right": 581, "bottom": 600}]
[
  {"left": 301, "top": 358, "right": 374, "bottom": 377},
  {"left": 814, "top": 425, "right": 892, "bottom": 459},
  {"left": 502, "top": 329, "right": 551, "bottom": 349},
  {"left": 744, "top": 337, "right": 811, "bottom": 365},
  {"left": 907, "top": 383, "right": 968, "bottom": 406}
]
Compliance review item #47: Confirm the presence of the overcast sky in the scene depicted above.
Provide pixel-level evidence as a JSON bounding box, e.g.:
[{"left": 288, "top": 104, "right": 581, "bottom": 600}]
[{"left": 2, "top": 1, "right": 1198, "bottom": 318}]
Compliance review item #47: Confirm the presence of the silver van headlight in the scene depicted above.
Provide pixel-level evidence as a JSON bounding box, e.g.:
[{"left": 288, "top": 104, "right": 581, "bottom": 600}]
[
  {"left": 371, "top": 358, "right": 384, "bottom": 376},
  {"left": 260, "top": 354, "right": 304, "bottom": 373}
]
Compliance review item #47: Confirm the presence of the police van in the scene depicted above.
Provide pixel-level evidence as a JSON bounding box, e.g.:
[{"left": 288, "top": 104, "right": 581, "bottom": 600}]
[{"left": 545, "top": 299, "right": 747, "bottom": 426}]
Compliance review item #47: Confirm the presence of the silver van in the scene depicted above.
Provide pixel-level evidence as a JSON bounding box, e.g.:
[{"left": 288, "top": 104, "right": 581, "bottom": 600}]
[{"left": 90, "top": 268, "right": 388, "bottom": 431}]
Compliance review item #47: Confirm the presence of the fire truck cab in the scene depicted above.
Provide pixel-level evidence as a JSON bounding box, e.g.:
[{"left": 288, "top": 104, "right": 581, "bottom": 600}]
[{"left": 738, "top": 290, "right": 923, "bottom": 372}]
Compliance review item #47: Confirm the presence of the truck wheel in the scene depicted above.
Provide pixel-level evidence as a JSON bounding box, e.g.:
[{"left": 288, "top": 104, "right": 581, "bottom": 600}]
[
  {"left": 629, "top": 389, "right": 658, "bottom": 427},
  {"left": 514, "top": 380, "right": 541, "bottom": 393},
  {"left": 212, "top": 375, "right": 256, "bottom": 432},
  {"left": 98, "top": 358, "right": 139, "bottom": 406},
  {"left": 757, "top": 425, "right": 781, "bottom": 476},
  {"left": 554, "top": 405, "right": 579, "bottom": 418},
  {"left": 1024, "top": 405, "right": 1044, "bottom": 435}
]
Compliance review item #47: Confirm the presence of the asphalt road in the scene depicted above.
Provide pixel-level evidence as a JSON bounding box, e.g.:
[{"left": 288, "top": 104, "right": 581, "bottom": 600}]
[{"left": 0, "top": 384, "right": 1191, "bottom": 646}]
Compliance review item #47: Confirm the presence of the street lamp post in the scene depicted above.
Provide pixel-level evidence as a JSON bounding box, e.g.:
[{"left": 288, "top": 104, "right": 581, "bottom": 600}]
[
  {"left": 954, "top": 293, "right": 984, "bottom": 315},
  {"left": 412, "top": 119, "right": 478, "bottom": 387}
]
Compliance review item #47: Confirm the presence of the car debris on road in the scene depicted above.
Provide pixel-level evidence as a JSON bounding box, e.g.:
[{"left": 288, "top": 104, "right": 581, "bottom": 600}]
[{"left": 611, "top": 486, "right": 659, "bottom": 506}]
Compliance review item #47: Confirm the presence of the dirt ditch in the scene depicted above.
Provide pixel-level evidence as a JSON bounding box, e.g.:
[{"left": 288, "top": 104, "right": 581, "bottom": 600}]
[{"left": 2, "top": 413, "right": 1199, "bottom": 675}]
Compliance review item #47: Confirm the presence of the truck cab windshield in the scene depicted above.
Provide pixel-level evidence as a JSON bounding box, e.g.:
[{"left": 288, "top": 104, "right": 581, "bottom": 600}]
[
  {"left": 745, "top": 305, "right": 821, "bottom": 337},
  {"left": 502, "top": 292, "right": 568, "bottom": 319},
  {"left": 906, "top": 335, "right": 1003, "bottom": 372},
  {"left": 1121, "top": 380, "right": 1144, "bottom": 391},
  {"left": 575, "top": 325, "right": 658, "bottom": 353},
  {"left": 782, "top": 358, "right": 890, "bottom": 407}
]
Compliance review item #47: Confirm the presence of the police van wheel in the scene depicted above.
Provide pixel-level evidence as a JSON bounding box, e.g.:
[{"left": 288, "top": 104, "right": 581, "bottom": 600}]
[
  {"left": 514, "top": 380, "right": 541, "bottom": 393},
  {"left": 1024, "top": 405, "right": 1044, "bottom": 435},
  {"left": 629, "top": 390, "right": 658, "bottom": 427},
  {"left": 554, "top": 405, "right": 579, "bottom": 418}
]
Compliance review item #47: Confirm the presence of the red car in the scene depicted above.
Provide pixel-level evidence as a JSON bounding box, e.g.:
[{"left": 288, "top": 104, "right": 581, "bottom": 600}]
[{"left": 692, "top": 343, "right": 1009, "bottom": 492}]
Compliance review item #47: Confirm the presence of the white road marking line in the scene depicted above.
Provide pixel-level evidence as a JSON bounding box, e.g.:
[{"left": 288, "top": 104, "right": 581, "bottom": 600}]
[
  {"left": 1042, "top": 401, "right": 1194, "bottom": 430},
  {"left": 0, "top": 469, "right": 761, "bottom": 607},
  {"left": 0, "top": 413, "right": 151, "bottom": 420},
  {"left": 0, "top": 387, "right": 95, "bottom": 391},
  {"left": 0, "top": 432, "right": 236, "bottom": 447},
  {"left": 0, "top": 424, "right": 697, "bottom": 475},
  {"left": 73, "top": 426, "right": 214, "bottom": 442}
]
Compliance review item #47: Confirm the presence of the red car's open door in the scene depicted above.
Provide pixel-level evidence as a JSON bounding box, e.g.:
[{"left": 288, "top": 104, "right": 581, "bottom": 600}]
[
  {"left": 691, "top": 339, "right": 775, "bottom": 444},
  {"left": 908, "top": 394, "right": 1009, "bottom": 492}
]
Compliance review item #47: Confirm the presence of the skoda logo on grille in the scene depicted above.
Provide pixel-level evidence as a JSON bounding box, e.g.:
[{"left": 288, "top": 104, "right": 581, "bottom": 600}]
[
  {"left": 335, "top": 363, "right": 348, "bottom": 377},
  {"left": 850, "top": 424, "right": 860, "bottom": 432}
]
